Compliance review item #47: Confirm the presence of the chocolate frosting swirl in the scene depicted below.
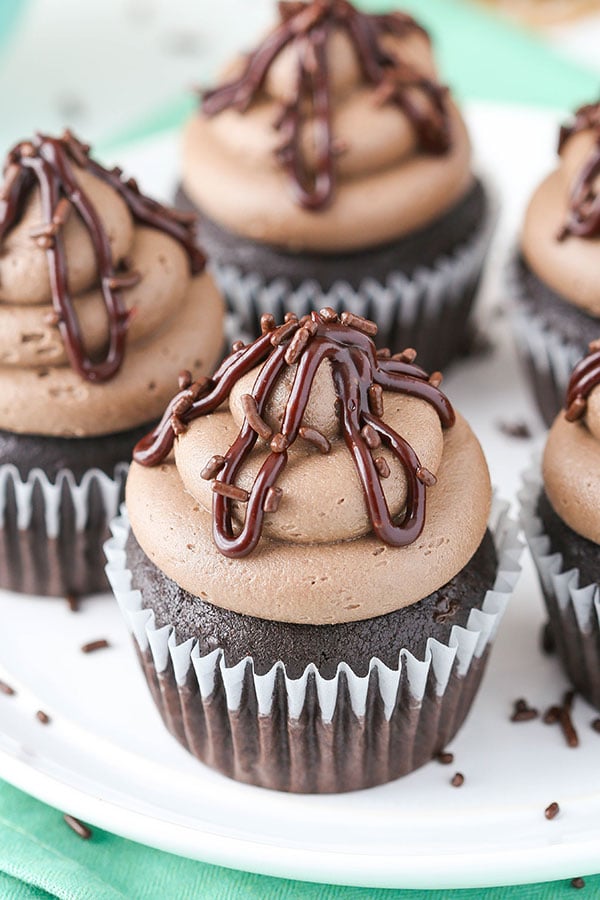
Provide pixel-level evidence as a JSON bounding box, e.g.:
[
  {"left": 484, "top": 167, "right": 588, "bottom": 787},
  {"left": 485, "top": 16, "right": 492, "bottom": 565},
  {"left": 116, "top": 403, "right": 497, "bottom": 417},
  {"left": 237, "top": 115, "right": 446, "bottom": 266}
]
[
  {"left": 202, "top": 0, "right": 449, "bottom": 211},
  {"left": 0, "top": 131, "right": 224, "bottom": 438},
  {"left": 0, "top": 131, "right": 204, "bottom": 383},
  {"left": 127, "top": 329, "right": 490, "bottom": 623},
  {"left": 134, "top": 309, "right": 455, "bottom": 558},
  {"left": 558, "top": 101, "right": 600, "bottom": 241},
  {"left": 522, "top": 101, "right": 600, "bottom": 315},
  {"left": 182, "top": 1, "right": 472, "bottom": 253}
]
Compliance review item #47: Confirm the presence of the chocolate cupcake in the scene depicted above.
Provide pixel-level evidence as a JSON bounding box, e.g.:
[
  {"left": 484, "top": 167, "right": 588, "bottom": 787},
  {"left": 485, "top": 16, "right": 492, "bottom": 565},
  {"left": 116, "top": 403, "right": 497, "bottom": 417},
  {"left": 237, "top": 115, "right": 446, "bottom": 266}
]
[
  {"left": 0, "top": 130, "right": 225, "bottom": 598},
  {"left": 521, "top": 342, "right": 600, "bottom": 710},
  {"left": 513, "top": 101, "right": 600, "bottom": 427},
  {"left": 106, "top": 309, "right": 521, "bottom": 793},
  {"left": 177, "top": 0, "right": 493, "bottom": 369}
]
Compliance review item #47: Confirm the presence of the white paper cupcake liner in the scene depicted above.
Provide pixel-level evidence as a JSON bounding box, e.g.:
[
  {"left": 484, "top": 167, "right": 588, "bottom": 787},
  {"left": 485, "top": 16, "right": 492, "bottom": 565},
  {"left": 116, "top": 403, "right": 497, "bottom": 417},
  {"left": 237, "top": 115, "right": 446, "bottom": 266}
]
[
  {"left": 210, "top": 197, "right": 495, "bottom": 373},
  {"left": 0, "top": 462, "right": 127, "bottom": 597},
  {"left": 520, "top": 464, "right": 600, "bottom": 710},
  {"left": 105, "top": 496, "right": 521, "bottom": 792}
]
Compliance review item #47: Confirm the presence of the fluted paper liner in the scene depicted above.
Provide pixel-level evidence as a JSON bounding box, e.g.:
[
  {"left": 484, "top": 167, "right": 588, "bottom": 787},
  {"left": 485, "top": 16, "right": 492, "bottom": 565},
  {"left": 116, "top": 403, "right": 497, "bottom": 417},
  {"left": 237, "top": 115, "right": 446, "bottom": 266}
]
[
  {"left": 211, "top": 198, "right": 494, "bottom": 373},
  {"left": 520, "top": 464, "right": 600, "bottom": 711},
  {"left": 105, "top": 497, "right": 521, "bottom": 792},
  {"left": 0, "top": 463, "right": 126, "bottom": 597},
  {"left": 510, "top": 261, "right": 587, "bottom": 427}
]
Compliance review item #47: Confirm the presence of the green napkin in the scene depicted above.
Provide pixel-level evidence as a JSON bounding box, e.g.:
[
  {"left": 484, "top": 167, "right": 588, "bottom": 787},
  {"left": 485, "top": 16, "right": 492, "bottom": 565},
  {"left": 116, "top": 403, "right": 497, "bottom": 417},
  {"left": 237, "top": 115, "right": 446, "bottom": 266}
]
[{"left": 0, "top": 779, "right": 598, "bottom": 900}]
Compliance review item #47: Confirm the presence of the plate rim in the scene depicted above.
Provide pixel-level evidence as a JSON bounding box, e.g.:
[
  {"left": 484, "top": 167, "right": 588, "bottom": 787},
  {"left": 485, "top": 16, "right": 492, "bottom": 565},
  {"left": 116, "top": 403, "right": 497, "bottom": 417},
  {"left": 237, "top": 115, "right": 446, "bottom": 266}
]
[{"left": 3, "top": 742, "right": 600, "bottom": 891}]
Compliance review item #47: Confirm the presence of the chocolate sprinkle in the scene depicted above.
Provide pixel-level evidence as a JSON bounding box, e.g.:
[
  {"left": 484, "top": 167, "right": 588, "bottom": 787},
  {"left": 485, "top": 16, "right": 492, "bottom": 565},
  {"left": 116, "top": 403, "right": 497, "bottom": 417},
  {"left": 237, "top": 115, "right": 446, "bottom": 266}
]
[
  {"left": 374, "top": 456, "right": 390, "bottom": 479},
  {"left": 592, "top": 718, "right": 600, "bottom": 733},
  {"left": 0, "top": 130, "right": 204, "bottom": 383},
  {"left": 36, "top": 710, "right": 50, "bottom": 725},
  {"left": 451, "top": 772, "right": 464, "bottom": 787},
  {"left": 212, "top": 481, "right": 249, "bottom": 503},
  {"left": 571, "top": 877, "right": 586, "bottom": 889},
  {"left": 497, "top": 421, "right": 532, "bottom": 440},
  {"left": 299, "top": 425, "right": 331, "bottom": 454},
  {"left": 65, "top": 593, "right": 80, "bottom": 613},
  {"left": 436, "top": 751, "right": 454, "bottom": 765},
  {"left": 544, "top": 706, "right": 561, "bottom": 726},
  {"left": 361, "top": 423, "right": 381, "bottom": 449},
  {"left": 545, "top": 801, "right": 560, "bottom": 820},
  {"left": 134, "top": 310, "right": 454, "bottom": 557},
  {"left": 202, "top": 0, "right": 450, "bottom": 210},
  {"left": 81, "top": 639, "right": 110, "bottom": 654},
  {"left": 241, "top": 393, "right": 273, "bottom": 441},
  {"left": 0, "top": 680, "right": 15, "bottom": 696},
  {"left": 544, "top": 693, "right": 579, "bottom": 748},
  {"left": 63, "top": 814, "right": 92, "bottom": 840},
  {"left": 200, "top": 455, "right": 226, "bottom": 481},
  {"left": 510, "top": 698, "right": 539, "bottom": 723}
]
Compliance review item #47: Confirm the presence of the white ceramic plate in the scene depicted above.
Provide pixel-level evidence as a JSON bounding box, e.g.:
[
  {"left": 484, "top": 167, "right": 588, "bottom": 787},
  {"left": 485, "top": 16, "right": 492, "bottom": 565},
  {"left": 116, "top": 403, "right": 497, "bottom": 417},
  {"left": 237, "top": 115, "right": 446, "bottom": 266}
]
[{"left": 2, "top": 103, "right": 599, "bottom": 891}]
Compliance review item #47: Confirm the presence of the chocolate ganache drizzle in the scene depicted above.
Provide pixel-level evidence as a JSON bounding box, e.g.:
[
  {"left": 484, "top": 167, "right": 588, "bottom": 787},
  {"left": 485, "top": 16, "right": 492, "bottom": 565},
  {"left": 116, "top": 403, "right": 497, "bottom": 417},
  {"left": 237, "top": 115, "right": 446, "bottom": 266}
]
[
  {"left": 201, "top": 0, "right": 451, "bottom": 210},
  {"left": 564, "top": 338, "right": 600, "bottom": 421},
  {"left": 558, "top": 101, "right": 600, "bottom": 241},
  {"left": 134, "top": 309, "right": 455, "bottom": 558},
  {"left": 0, "top": 130, "right": 205, "bottom": 383}
]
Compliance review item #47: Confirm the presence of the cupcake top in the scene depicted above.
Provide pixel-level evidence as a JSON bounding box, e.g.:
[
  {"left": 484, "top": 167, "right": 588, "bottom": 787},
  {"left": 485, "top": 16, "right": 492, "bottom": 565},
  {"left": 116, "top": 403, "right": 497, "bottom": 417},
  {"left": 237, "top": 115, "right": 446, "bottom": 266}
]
[
  {"left": 543, "top": 339, "right": 600, "bottom": 543},
  {"left": 0, "top": 130, "right": 224, "bottom": 437},
  {"left": 181, "top": 0, "right": 474, "bottom": 253},
  {"left": 522, "top": 101, "right": 600, "bottom": 316},
  {"left": 128, "top": 310, "right": 491, "bottom": 624}
]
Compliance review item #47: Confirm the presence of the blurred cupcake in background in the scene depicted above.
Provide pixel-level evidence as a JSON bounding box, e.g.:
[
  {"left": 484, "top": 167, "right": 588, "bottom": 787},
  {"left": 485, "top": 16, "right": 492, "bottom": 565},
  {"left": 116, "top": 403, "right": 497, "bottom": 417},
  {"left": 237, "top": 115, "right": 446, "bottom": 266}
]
[
  {"left": 521, "top": 341, "right": 600, "bottom": 710},
  {"left": 177, "top": 0, "right": 493, "bottom": 370},
  {"left": 107, "top": 309, "right": 521, "bottom": 793},
  {"left": 0, "top": 130, "right": 224, "bottom": 598},
  {"left": 479, "top": 0, "right": 600, "bottom": 27},
  {"left": 513, "top": 101, "right": 600, "bottom": 427}
]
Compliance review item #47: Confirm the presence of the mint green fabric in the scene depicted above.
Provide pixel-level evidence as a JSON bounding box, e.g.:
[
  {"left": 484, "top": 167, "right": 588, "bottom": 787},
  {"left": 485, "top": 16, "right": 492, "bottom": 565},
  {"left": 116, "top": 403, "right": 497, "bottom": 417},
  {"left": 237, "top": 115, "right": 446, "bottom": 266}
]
[
  {"left": 0, "top": 0, "right": 26, "bottom": 54},
  {"left": 100, "top": 0, "right": 599, "bottom": 151},
  {"left": 0, "top": 779, "right": 598, "bottom": 899}
]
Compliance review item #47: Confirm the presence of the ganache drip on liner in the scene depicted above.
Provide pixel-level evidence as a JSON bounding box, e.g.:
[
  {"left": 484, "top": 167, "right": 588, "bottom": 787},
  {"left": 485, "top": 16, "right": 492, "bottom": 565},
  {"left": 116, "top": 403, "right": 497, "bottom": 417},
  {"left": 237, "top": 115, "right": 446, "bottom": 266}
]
[
  {"left": 201, "top": 0, "right": 451, "bottom": 211},
  {"left": 0, "top": 130, "right": 205, "bottom": 384},
  {"left": 133, "top": 309, "right": 455, "bottom": 559},
  {"left": 558, "top": 101, "right": 600, "bottom": 241},
  {"left": 565, "top": 338, "right": 600, "bottom": 422}
]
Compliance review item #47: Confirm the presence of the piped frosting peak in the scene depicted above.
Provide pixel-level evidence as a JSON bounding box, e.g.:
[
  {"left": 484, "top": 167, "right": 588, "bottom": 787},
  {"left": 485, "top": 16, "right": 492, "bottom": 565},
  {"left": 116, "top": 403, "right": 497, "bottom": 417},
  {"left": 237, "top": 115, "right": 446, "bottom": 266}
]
[
  {"left": 0, "top": 130, "right": 205, "bottom": 383},
  {"left": 201, "top": 0, "right": 451, "bottom": 211},
  {"left": 133, "top": 309, "right": 455, "bottom": 558},
  {"left": 557, "top": 100, "right": 600, "bottom": 242}
]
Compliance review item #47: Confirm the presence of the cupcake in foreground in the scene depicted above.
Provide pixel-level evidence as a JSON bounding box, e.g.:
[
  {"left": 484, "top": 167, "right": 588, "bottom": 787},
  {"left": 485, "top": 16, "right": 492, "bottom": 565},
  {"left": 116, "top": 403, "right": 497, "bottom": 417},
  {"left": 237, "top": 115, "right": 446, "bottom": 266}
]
[
  {"left": 513, "top": 100, "right": 600, "bottom": 426},
  {"left": 522, "top": 342, "right": 600, "bottom": 710},
  {"left": 177, "top": 0, "right": 492, "bottom": 369},
  {"left": 107, "top": 310, "right": 520, "bottom": 793},
  {"left": 0, "top": 130, "right": 225, "bottom": 598}
]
